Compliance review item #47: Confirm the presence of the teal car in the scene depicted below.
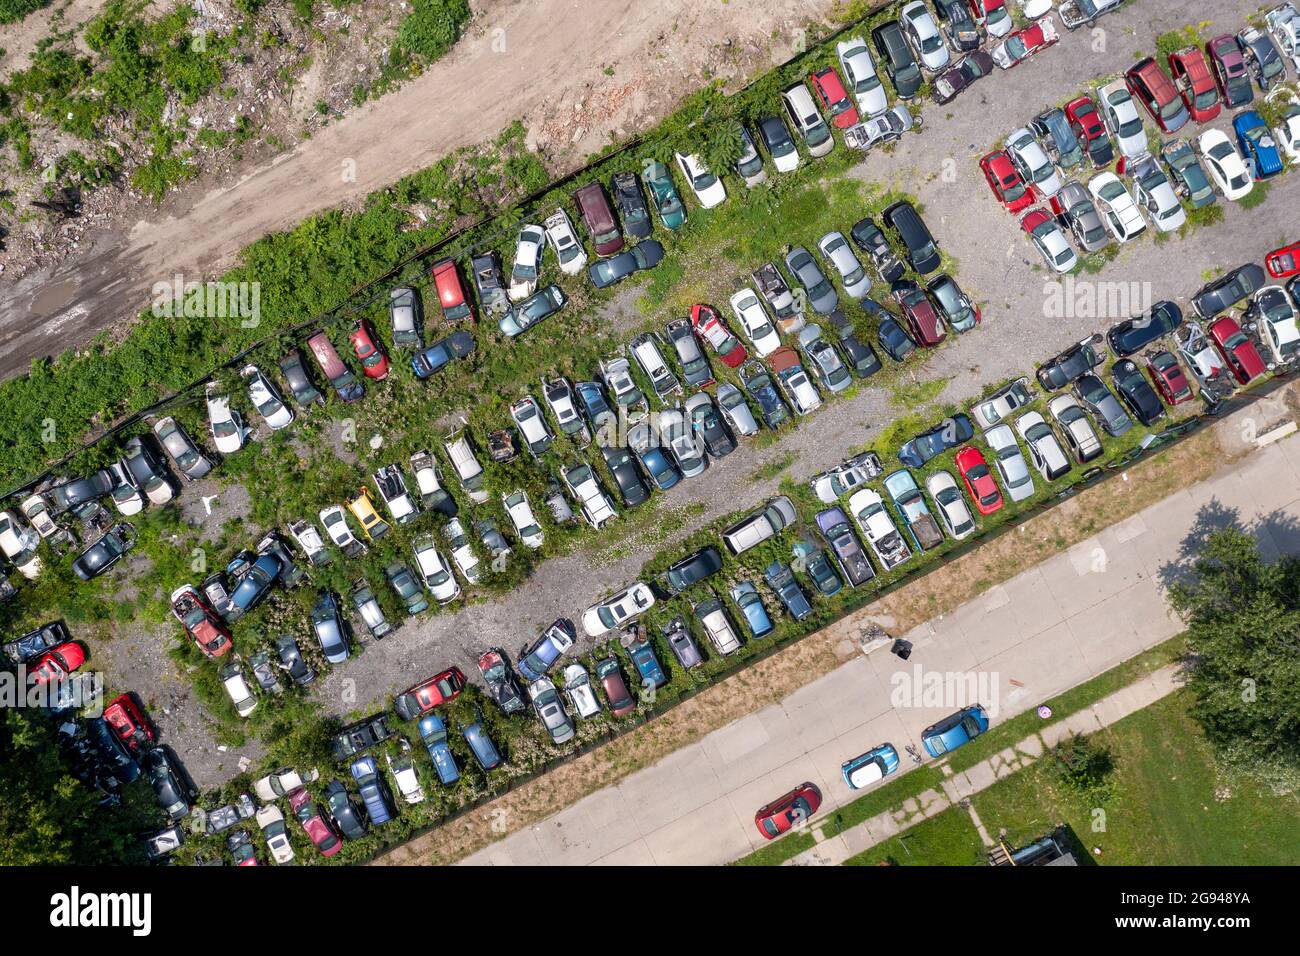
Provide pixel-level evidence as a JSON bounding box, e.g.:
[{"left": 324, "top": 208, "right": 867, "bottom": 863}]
[
  {"left": 841, "top": 743, "right": 900, "bottom": 789},
  {"left": 921, "top": 705, "right": 989, "bottom": 757},
  {"left": 641, "top": 161, "right": 686, "bottom": 230}
]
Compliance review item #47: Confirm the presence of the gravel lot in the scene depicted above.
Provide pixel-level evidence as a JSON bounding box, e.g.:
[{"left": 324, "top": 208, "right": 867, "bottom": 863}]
[{"left": 90, "top": 0, "right": 1300, "bottom": 789}]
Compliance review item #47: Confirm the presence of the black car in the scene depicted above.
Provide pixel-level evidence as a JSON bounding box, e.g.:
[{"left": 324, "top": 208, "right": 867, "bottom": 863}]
[
  {"left": 872, "top": 21, "right": 922, "bottom": 99},
  {"left": 1192, "top": 264, "right": 1267, "bottom": 319},
  {"left": 688, "top": 395, "right": 736, "bottom": 458},
  {"left": 897, "top": 413, "right": 975, "bottom": 468},
  {"left": 478, "top": 648, "right": 526, "bottom": 715},
  {"left": 1112, "top": 359, "right": 1165, "bottom": 426},
  {"left": 763, "top": 560, "right": 813, "bottom": 620},
  {"left": 279, "top": 349, "right": 324, "bottom": 405},
  {"left": 740, "top": 361, "right": 790, "bottom": 429},
  {"left": 756, "top": 114, "right": 799, "bottom": 169},
  {"left": 878, "top": 316, "right": 916, "bottom": 362},
  {"left": 122, "top": 435, "right": 171, "bottom": 497},
  {"left": 611, "top": 171, "right": 651, "bottom": 239},
  {"left": 1240, "top": 28, "right": 1285, "bottom": 92},
  {"left": 849, "top": 217, "right": 905, "bottom": 283},
  {"left": 882, "top": 200, "right": 940, "bottom": 274},
  {"left": 600, "top": 445, "right": 650, "bottom": 507},
  {"left": 828, "top": 311, "right": 882, "bottom": 378},
  {"left": 3, "top": 621, "right": 71, "bottom": 664},
  {"left": 934, "top": 0, "right": 980, "bottom": 50},
  {"left": 471, "top": 250, "right": 509, "bottom": 315},
  {"left": 258, "top": 531, "right": 304, "bottom": 589},
  {"left": 324, "top": 780, "right": 367, "bottom": 840},
  {"left": 1036, "top": 341, "right": 1101, "bottom": 390},
  {"left": 330, "top": 713, "right": 394, "bottom": 762},
  {"left": 72, "top": 523, "right": 136, "bottom": 581},
  {"left": 587, "top": 240, "right": 665, "bottom": 288},
  {"left": 1106, "top": 300, "right": 1183, "bottom": 356},
  {"left": 143, "top": 747, "right": 194, "bottom": 822},
  {"left": 411, "top": 330, "right": 476, "bottom": 379},
  {"left": 50, "top": 470, "right": 114, "bottom": 517},
  {"left": 662, "top": 546, "right": 723, "bottom": 595},
  {"left": 275, "top": 634, "right": 316, "bottom": 686},
  {"left": 227, "top": 829, "right": 257, "bottom": 865},
  {"left": 815, "top": 508, "right": 876, "bottom": 588},
  {"left": 933, "top": 51, "right": 994, "bottom": 104},
  {"left": 84, "top": 716, "right": 141, "bottom": 785}
]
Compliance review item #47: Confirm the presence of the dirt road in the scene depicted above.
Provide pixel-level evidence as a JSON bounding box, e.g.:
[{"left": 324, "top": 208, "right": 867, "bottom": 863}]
[{"left": 0, "top": 0, "right": 834, "bottom": 379}]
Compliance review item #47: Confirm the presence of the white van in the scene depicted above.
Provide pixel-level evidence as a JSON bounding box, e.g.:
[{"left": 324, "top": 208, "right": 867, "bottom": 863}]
[
  {"left": 721, "top": 496, "right": 798, "bottom": 555},
  {"left": 781, "top": 84, "right": 835, "bottom": 157},
  {"left": 443, "top": 433, "right": 490, "bottom": 504}
]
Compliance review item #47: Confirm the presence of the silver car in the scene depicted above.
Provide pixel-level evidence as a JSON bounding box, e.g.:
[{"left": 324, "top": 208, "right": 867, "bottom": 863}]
[
  {"left": 784, "top": 247, "right": 838, "bottom": 315},
  {"left": 1006, "top": 126, "right": 1063, "bottom": 198},
  {"left": 971, "top": 377, "right": 1034, "bottom": 430},
  {"left": 529, "top": 678, "right": 575, "bottom": 744},
  {"left": 901, "top": 0, "right": 950, "bottom": 72},
  {"left": 983, "top": 423, "right": 1035, "bottom": 502},
  {"left": 1054, "top": 181, "right": 1109, "bottom": 252},
  {"left": 153, "top": 417, "right": 212, "bottom": 480},
  {"left": 659, "top": 406, "right": 706, "bottom": 478},
  {"left": 817, "top": 231, "right": 872, "bottom": 299},
  {"left": 715, "top": 383, "right": 759, "bottom": 436}
]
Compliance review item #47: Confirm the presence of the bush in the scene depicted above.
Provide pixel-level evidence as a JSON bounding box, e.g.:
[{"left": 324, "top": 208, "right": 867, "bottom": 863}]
[
  {"left": 395, "top": 0, "right": 472, "bottom": 62},
  {"left": 0, "top": 0, "right": 50, "bottom": 26},
  {"left": 1049, "top": 733, "right": 1116, "bottom": 801}
]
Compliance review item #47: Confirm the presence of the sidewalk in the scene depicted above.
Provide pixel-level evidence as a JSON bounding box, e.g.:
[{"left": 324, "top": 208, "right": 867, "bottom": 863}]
[
  {"left": 788, "top": 664, "right": 1182, "bottom": 866},
  {"left": 459, "top": 429, "right": 1300, "bottom": 866}
]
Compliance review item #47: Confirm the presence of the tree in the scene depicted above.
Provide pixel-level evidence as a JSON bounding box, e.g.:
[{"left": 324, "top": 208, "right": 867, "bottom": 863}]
[{"left": 1167, "top": 526, "right": 1300, "bottom": 792}]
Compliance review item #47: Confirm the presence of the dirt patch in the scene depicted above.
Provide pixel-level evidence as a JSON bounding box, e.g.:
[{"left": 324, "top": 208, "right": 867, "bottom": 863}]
[{"left": 372, "top": 389, "right": 1276, "bottom": 866}]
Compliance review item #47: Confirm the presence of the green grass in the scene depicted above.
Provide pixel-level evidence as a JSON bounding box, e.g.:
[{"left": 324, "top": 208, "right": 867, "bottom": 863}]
[{"left": 844, "top": 804, "right": 986, "bottom": 866}]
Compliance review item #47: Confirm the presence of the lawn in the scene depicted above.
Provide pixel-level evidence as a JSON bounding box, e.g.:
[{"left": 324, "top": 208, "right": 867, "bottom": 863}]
[{"left": 844, "top": 803, "right": 986, "bottom": 866}]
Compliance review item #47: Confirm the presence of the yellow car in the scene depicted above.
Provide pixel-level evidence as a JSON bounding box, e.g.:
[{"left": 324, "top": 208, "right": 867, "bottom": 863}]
[{"left": 348, "top": 488, "right": 391, "bottom": 540}]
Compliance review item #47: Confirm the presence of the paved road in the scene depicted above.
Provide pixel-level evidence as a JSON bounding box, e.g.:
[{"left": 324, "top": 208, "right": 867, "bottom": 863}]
[{"left": 460, "top": 427, "right": 1300, "bottom": 865}]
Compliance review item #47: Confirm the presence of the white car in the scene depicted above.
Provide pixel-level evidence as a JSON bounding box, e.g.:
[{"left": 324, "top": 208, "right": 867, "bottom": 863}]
[
  {"left": 1048, "top": 393, "right": 1103, "bottom": 462},
  {"left": 1088, "top": 172, "right": 1147, "bottom": 243},
  {"left": 563, "top": 663, "right": 603, "bottom": 718},
  {"left": 387, "top": 755, "right": 426, "bottom": 805},
  {"left": 836, "top": 36, "right": 889, "bottom": 116},
  {"left": 20, "top": 494, "right": 60, "bottom": 539},
  {"left": 1268, "top": 89, "right": 1300, "bottom": 165},
  {"left": 925, "top": 471, "right": 975, "bottom": 540},
  {"left": 1267, "top": 3, "right": 1300, "bottom": 70},
  {"left": 544, "top": 209, "right": 588, "bottom": 276},
  {"left": 1098, "top": 79, "right": 1148, "bottom": 159},
  {"left": 562, "top": 463, "right": 617, "bottom": 528},
  {"left": 443, "top": 517, "right": 481, "bottom": 585},
  {"left": 847, "top": 488, "right": 912, "bottom": 571},
  {"left": 503, "top": 490, "right": 544, "bottom": 549},
  {"left": 1130, "top": 156, "right": 1186, "bottom": 232},
  {"left": 413, "top": 535, "right": 460, "bottom": 603},
  {"left": 542, "top": 376, "right": 589, "bottom": 443},
  {"left": 510, "top": 394, "right": 552, "bottom": 458},
  {"left": 782, "top": 84, "right": 835, "bottom": 157},
  {"left": 984, "top": 423, "right": 1035, "bottom": 502},
  {"left": 599, "top": 356, "right": 648, "bottom": 425},
  {"left": 444, "top": 432, "right": 490, "bottom": 504},
  {"left": 809, "top": 451, "right": 882, "bottom": 503},
  {"left": 255, "top": 805, "right": 295, "bottom": 864},
  {"left": 901, "top": 1, "right": 950, "bottom": 72},
  {"left": 319, "top": 505, "right": 364, "bottom": 554},
  {"left": 0, "top": 510, "right": 41, "bottom": 578},
  {"left": 287, "top": 519, "right": 329, "bottom": 565},
  {"left": 817, "top": 231, "right": 872, "bottom": 298},
  {"left": 675, "top": 152, "right": 727, "bottom": 209},
  {"left": 1251, "top": 286, "right": 1300, "bottom": 366},
  {"left": 1197, "top": 128, "right": 1254, "bottom": 201},
  {"left": 221, "top": 662, "right": 258, "bottom": 718},
  {"left": 696, "top": 598, "right": 742, "bottom": 655},
  {"left": 242, "top": 365, "right": 294, "bottom": 430},
  {"left": 254, "top": 767, "right": 320, "bottom": 802},
  {"left": 582, "top": 581, "right": 655, "bottom": 637},
  {"left": 510, "top": 223, "right": 546, "bottom": 301},
  {"left": 976, "top": 0, "right": 1013, "bottom": 36},
  {"left": 716, "top": 383, "right": 760, "bottom": 437},
  {"left": 1007, "top": 127, "right": 1062, "bottom": 198},
  {"left": 1023, "top": 210, "right": 1077, "bottom": 273},
  {"left": 729, "top": 288, "right": 781, "bottom": 357},
  {"left": 372, "top": 465, "right": 418, "bottom": 524},
  {"left": 1015, "top": 411, "right": 1071, "bottom": 481},
  {"left": 108, "top": 461, "right": 145, "bottom": 516},
  {"left": 205, "top": 383, "right": 247, "bottom": 455},
  {"left": 1020, "top": 0, "right": 1053, "bottom": 18},
  {"left": 659, "top": 406, "right": 707, "bottom": 478}
]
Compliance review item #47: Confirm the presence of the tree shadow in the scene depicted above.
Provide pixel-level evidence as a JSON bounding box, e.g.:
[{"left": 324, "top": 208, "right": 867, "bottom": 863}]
[{"left": 1156, "top": 499, "right": 1300, "bottom": 593}]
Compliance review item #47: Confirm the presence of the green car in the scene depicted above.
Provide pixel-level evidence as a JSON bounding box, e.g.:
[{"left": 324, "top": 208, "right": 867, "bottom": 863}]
[{"left": 641, "top": 161, "right": 687, "bottom": 230}]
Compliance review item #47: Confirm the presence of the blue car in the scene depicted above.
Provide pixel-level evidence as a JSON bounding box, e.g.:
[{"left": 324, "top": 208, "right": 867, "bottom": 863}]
[
  {"left": 411, "top": 330, "right": 475, "bottom": 379},
  {"left": 85, "top": 716, "right": 141, "bottom": 784},
  {"left": 628, "top": 640, "right": 666, "bottom": 689},
  {"left": 1234, "top": 110, "right": 1283, "bottom": 178},
  {"left": 764, "top": 560, "right": 813, "bottom": 620},
  {"left": 349, "top": 755, "right": 395, "bottom": 825},
  {"left": 418, "top": 714, "right": 460, "bottom": 785},
  {"left": 898, "top": 413, "right": 974, "bottom": 468},
  {"left": 575, "top": 380, "right": 615, "bottom": 434},
  {"left": 729, "top": 581, "right": 774, "bottom": 638},
  {"left": 921, "top": 705, "right": 990, "bottom": 758},
  {"left": 227, "top": 552, "right": 281, "bottom": 616},
  {"left": 462, "top": 721, "right": 502, "bottom": 771},
  {"left": 516, "top": 619, "right": 575, "bottom": 682},
  {"left": 841, "top": 743, "right": 900, "bottom": 789},
  {"left": 878, "top": 316, "right": 916, "bottom": 363},
  {"left": 636, "top": 445, "right": 681, "bottom": 491}
]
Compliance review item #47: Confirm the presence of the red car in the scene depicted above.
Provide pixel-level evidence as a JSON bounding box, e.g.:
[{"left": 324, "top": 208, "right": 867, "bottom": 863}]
[
  {"left": 690, "top": 304, "right": 748, "bottom": 368},
  {"left": 1144, "top": 350, "right": 1194, "bottom": 405},
  {"left": 810, "top": 66, "right": 858, "bottom": 129},
  {"left": 1064, "top": 95, "right": 1114, "bottom": 167},
  {"left": 892, "top": 283, "right": 946, "bottom": 347},
  {"left": 29, "top": 642, "right": 85, "bottom": 685},
  {"left": 289, "top": 787, "right": 342, "bottom": 857},
  {"left": 754, "top": 782, "right": 822, "bottom": 840},
  {"left": 1168, "top": 46, "right": 1220, "bottom": 123},
  {"left": 1206, "top": 35, "right": 1252, "bottom": 108},
  {"left": 1266, "top": 241, "right": 1300, "bottom": 279},
  {"left": 956, "top": 446, "right": 1003, "bottom": 515},
  {"left": 432, "top": 257, "right": 474, "bottom": 324},
  {"left": 967, "top": 0, "right": 1008, "bottom": 31},
  {"left": 394, "top": 666, "right": 466, "bottom": 720},
  {"left": 349, "top": 319, "right": 389, "bottom": 381},
  {"left": 170, "top": 584, "right": 232, "bottom": 659},
  {"left": 104, "top": 693, "right": 155, "bottom": 752},
  {"left": 1209, "top": 317, "right": 1266, "bottom": 385},
  {"left": 1125, "top": 57, "right": 1188, "bottom": 133},
  {"left": 979, "top": 150, "right": 1036, "bottom": 212}
]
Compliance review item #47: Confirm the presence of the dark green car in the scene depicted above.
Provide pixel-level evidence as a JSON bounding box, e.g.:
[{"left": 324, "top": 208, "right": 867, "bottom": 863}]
[{"left": 640, "top": 161, "right": 686, "bottom": 230}]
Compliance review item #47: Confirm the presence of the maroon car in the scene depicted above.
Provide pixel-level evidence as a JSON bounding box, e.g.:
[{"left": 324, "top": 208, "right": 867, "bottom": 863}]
[
  {"left": 1206, "top": 35, "right": 1254, "bottom": 107},
  {"left": 289, "top": 787, "right": 342, "bottom": 857},
  {"left": 573, "top": 183, "right": 624, "bottom": 257},
  {"left": 1145, "top": 350, "right": 1193, "bottom": 405},
  {"left": 892, "top": 282, "right": 946, "bottom": 346},
  {"left": 596, "top": 658, "right": 635, "bottom": 717}
]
